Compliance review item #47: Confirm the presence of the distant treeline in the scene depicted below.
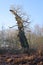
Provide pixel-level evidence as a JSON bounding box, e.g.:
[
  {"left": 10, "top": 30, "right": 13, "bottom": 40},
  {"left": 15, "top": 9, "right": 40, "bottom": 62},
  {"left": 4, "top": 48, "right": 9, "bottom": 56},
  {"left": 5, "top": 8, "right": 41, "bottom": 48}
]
[{"left": 0, "top": 24, "right": 43, "bottom": 50}]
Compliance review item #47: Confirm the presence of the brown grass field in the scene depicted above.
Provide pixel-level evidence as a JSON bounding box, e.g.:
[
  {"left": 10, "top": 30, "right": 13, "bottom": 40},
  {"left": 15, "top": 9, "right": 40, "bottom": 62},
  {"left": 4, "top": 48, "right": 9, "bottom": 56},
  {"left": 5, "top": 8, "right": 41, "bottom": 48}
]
[{"left": 0, "top": 49, "right": 43, "bottom": 65}]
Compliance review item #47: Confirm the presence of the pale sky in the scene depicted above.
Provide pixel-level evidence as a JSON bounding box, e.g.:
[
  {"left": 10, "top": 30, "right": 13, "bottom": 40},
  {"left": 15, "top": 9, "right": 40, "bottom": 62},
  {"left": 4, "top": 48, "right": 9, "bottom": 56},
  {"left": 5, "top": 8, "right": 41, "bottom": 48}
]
[{"left": 0, "top": 0, "right": 43, "bottom": 30}]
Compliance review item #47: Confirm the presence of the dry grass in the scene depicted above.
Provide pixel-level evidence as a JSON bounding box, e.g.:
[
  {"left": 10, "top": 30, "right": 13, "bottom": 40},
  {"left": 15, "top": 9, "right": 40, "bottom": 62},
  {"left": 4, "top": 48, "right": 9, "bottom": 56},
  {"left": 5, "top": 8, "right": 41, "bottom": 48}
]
[{"left": 0, "top": 49, "right": 43, "bottom": 65}]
